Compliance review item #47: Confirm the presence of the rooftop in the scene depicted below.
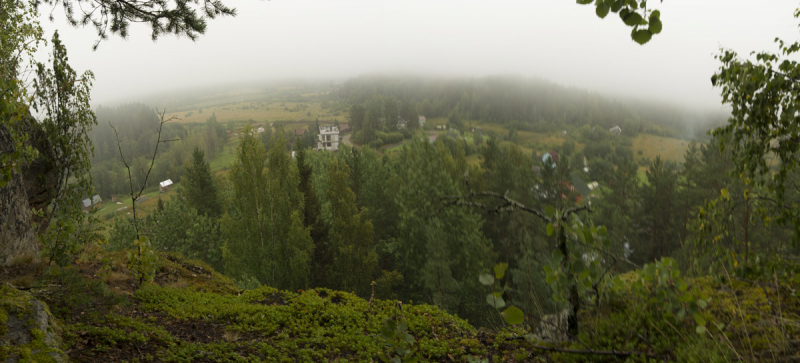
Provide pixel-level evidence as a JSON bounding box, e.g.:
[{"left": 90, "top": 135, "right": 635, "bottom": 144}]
[{"left": 319, "top": 126, "right": 339, "bottom": 134}]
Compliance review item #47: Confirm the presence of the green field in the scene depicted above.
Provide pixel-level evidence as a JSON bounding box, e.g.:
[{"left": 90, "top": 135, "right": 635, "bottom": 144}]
[{"left": 94, "top": 188, "right": 175, "bottom": 222}]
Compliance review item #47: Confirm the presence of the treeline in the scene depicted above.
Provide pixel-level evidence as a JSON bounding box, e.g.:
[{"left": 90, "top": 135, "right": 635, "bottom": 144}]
[
  {"left": 338, "top": 75, "right": 725, "bottom": 140},
  {"left": 107, "top": 122, "right": 799, "bottom": 326},
  {"left": 88, "top": 104, "right": 229, "bottom": 198}
]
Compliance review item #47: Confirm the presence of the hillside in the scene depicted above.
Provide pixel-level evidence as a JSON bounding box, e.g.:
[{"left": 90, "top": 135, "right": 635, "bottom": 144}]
[
  {"left": 1, "top": 250, "right": 538, "bottom": 362},
  {"left": 3, "top": 248, "right": 799, "bottom": 362}
]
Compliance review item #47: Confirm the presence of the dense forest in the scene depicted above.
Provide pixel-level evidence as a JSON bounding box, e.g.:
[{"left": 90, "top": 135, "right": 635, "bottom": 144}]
[
  {"left": 4, "top": 0, "right": 800, "bottom": 361},
  {"left": 89, "top": 75, "right": 795, "bottom": 332},
  {"left": 339, "top": 76, "right": 726, "bottom": 141}
]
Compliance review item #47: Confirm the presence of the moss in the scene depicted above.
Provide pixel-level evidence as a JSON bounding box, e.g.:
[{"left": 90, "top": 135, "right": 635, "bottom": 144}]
[
  {"left": 129, "top": 283, "right": 509, "bottom": 361},
  {"left": 18, "top": 248, "right": 800, "bottom": 362}
]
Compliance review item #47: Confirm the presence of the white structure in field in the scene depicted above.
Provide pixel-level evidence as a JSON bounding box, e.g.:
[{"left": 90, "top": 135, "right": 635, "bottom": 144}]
[
  {"left": 317, "top": 125, "right": 340, "bottom": 151},
  {"left": 159, "top": 179, "right": 173, "bottom": 193}
]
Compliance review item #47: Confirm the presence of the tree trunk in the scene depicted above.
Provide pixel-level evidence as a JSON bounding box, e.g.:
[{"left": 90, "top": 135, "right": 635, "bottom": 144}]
[{"left": 559, "top": 226, "right": 579, "bottom": 337}]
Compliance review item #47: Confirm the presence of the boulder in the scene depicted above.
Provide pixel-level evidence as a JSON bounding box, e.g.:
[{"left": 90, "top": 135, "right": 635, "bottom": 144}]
[
  {"left": 0, "top": 113, "right": 59, "bottom": 266},
  {"left": 0, "top": 124, "right": 37, "bottom": 267},
  {"left": 0, "top": 284, "right": 66, "bottom": 362}
]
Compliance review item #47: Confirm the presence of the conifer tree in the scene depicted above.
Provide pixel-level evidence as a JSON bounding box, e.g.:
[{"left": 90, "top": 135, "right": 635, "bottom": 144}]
[
  {"left": 183, "top": 147, "right": 221, "bottom": 217},
  {"left": 325, "top": 158, "right": 377, "bottom": 296},
  {"left": 295, "top": 142, "right": 327, "bottom": 285}
]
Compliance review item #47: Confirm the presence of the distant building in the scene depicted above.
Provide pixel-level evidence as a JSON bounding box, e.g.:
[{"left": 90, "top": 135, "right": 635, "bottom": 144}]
[
  {"left": 339, "top": 123, "right": 351, "bottom": 134},
  {"left": 397, "top": 118, "right": 408, "bottom": 129},
  {"left": 257, "top": 127, "right": 265, "bottom": 133},
  {"left": 294, "top": 128, "right": 306, "bottom": 137},
  {"left": 609, "top": 126, "right": 622, "bottom": 136},
  {"left": 429, "top": 135, "right": 438, "bottom": 143},
  {"left": 542, "top": 151, "right": 559, "bottom": 168},
  {"left": 418, "top": 116, "right": 426, "bottom": 128},
  {"left": 81, "top": 194, "right": 102, "bottom": 212},
  {"left": 159, "top": 179, "right": 173, "bottom": 193},
  {"left": 563, "top": 130, "right": 568, "bottom": 135},
  {"left": 318, "top": 125, "right": 340, "bottom": 151}
]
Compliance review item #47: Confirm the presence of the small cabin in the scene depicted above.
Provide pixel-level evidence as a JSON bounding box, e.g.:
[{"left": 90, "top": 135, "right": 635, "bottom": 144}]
[{"left": 159, "top": 179, "right": 173, "bottom": 193}]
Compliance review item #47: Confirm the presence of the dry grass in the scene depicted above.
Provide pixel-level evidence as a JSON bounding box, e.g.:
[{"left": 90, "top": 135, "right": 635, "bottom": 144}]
[
  {"left": 633, "top": 134, "right": 690, "bottom": 163},
  {"left": 165, "top": 101, "right": 344, "bottom": 124}
]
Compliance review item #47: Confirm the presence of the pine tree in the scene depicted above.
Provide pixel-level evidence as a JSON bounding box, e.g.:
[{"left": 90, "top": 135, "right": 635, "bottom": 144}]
[
  {"left": 295, "top": 142, "right": 328, "bottom": 285},
  {"left": 183, "top": 147, "right": 221, "bottom": 218},
  {"left": 325, "top": 158, "right": 377, "bottom": 296}
]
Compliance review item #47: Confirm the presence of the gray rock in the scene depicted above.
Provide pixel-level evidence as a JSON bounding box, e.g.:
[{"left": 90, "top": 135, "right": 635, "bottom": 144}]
[
  {"left": 0, "top": 285, "right": 66, "bottom": 362},
  {"left": 531, "top": 308, "right": 570, "bottom": 343},
  {"left": 0, "top": 123, "right": 38, "bottom": 267}
]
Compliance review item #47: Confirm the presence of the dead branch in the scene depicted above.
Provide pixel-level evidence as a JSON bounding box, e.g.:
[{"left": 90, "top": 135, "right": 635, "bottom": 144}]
[{"left": 442, "top": 172, "right": 592, "bottom": 223}]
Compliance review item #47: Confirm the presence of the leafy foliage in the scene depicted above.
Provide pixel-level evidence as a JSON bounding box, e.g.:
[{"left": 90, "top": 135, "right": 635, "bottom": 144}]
[
  {"left": 711, "top": 13, "right": 800, "bottom": 245},
  {"left": 223, "top": 125, "right": 313, "bottom": 290},
  {"left": 577, "top": 0, "right": 663, "bottom": 45},
  {"left": 33, "top": 0, "right": 236, "bottom": 49}
]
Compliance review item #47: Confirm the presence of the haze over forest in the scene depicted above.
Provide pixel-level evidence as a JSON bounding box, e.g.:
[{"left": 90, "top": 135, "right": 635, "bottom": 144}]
[
  {"left": 7, "top": 0, "right": 800, "bottom": 361},
  {"left": 38, "top": 0, "right": 800, "bottom": 110}
]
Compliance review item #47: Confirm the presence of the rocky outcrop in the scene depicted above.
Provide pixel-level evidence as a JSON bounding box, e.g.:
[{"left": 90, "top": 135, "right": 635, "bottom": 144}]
[
  {"left": 531, "top": 308, "right": 570, "bottom": 343},
  {"left": 18, "top": 117, "right": 58, "bottom": 216},
  {"left": 0, "top": 113, "right": 59, "bottom": 266},
  {"left": 0, "top": 124, "right": 38, "bottom": 267},
  {"left": 0, "top": 284, "right": 66, "bottom": 363}
]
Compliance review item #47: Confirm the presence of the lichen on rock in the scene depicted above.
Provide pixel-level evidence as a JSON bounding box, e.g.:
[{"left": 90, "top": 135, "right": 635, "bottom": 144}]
[{"left": 0, "top": 284, "right": 66, "bottom": 363}]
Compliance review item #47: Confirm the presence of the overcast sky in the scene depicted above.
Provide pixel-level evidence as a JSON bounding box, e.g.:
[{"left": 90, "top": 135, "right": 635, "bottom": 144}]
[{"left": 37, "top": 0, "right": 800, "bottom": 110}]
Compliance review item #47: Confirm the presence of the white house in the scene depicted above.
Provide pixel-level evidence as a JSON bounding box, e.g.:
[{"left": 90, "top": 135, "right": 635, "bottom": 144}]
[
  {"left": 81, "top": 195, "right": 102, "bottom": 212},
  {"left": 609, "top": 125, "right": 622, "bottom": 136},
  {"left": 418, "top": 116, "right": 426, "bottom": 128},
  {"left": 159, "top": 179, "right": 173, "bottom": 193},
  {"left": 317, "top": 125, "right": 340, "bottom": 151}
]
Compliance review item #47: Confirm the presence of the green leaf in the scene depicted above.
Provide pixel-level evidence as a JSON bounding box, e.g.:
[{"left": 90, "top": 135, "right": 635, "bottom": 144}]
[
  {"left": 546, "top": 223, "right": 554, "bottom": 236},
  {"left": 552, "top": 249, "right": 564, "bottom": 263},
  {"left": 576, "top": 0, "right": 593, "bottom": 4},
  {"left": 545, "top": 205, "right": 555, "bottom": 218},
  {"left": 697, "top": 299, "right": 708, "bottom": 309},
  {"left": 623, "top": 11, "right": 644, "bottom": 26},
  {"left": 648, "top": 16, "right": 662, "bottom": 34},
  {"left": 479, "top": 273, "right": 495, "bottom": 286},
  {"left": 596, "top": 3, "right": 610, "bottom": 18},
  {"left": 693, "top": 312, "right": 706, "bottom": 326},
  {"left": 631, "top": 29, "right": 652, "bottom": 45},
  {"left": 598, "top": 226, "right": 607, "bottom": 236},
  {"left": 500, "top": 306, "right": 525, "bottom": 325},
  {"left": 696, "top": 325, "right": 707, "bottom": 334},
  {"left": 486, "top": 294, "right": 506, "bottom": 309},
  {"left": 494, "top": 263, "right": 509, "bottom": 279}
]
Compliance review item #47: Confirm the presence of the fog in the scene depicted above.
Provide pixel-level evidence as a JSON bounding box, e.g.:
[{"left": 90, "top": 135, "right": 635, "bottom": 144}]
[{"left": 38, "top": 0, "right": 800, "bottom": 111}]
